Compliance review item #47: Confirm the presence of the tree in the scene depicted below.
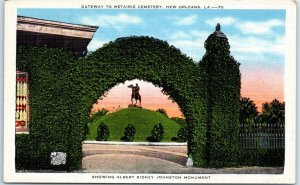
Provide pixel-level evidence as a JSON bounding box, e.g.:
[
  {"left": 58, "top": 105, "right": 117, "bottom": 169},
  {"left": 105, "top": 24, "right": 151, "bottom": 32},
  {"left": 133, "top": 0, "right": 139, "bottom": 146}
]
[
  {"left": 260, "top": 99, "right": 285, "bottom": 126},
  {"left": 95, "top": 122, "right": 110, "bottom": 141},
  {"left": 156, "top": 108, "right": 168, "bottom": 117},
  {"left": 240, "top": 97, "right": 259, "bottom": 125}
]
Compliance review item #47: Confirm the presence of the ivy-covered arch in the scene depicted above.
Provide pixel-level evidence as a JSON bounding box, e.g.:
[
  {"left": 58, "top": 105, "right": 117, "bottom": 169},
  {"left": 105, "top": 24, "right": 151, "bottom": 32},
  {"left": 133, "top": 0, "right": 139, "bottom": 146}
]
[
  {"left": 72, "top": 36, "right": 208, "bottom": 168},
  {"left": 16, "top": 33, "right": 240, "bottom": 171}
]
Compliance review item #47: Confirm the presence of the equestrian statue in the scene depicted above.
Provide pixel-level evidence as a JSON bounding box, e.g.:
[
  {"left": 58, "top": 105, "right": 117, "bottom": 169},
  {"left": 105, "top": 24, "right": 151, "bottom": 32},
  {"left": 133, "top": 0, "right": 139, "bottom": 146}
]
[{"left": 127, "top": 83, "right": 142, "bottom": 107}]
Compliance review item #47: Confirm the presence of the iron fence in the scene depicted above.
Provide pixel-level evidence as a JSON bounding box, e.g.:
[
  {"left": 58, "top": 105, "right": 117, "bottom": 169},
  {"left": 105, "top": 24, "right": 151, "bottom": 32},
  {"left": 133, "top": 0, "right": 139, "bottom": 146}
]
[{"left": 239, "top": 123, "right": 285, "bottom": 149}]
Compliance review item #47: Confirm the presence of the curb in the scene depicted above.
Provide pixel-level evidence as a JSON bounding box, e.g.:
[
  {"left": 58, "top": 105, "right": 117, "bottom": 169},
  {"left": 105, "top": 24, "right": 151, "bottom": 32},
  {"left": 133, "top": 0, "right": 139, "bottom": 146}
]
[{"left": 83, "top": 141, "right": 187, "bottom": 146}]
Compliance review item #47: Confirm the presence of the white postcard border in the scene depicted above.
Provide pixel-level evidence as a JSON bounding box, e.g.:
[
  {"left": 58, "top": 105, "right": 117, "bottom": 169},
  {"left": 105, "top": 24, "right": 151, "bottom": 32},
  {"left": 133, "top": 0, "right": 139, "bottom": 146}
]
[{"left": 3, "top": 0, "right": 296, "bottom": 183}]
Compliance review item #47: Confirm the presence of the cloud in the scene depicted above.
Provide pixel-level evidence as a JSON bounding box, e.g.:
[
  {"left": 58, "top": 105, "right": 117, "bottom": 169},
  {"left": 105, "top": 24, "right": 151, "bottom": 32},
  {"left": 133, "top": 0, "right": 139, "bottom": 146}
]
[
  {"left": 236, "top": 19, "right": 285, "bottom": 35},
  {"left": 205, "top": 17, "right": 236, "bottom": 27},
  {"left": 228, "top": 34, "right": 285, "bottom": 56},
  {"left": 87, "top": 39, "right": 109, "bottom": 51},
  {"left": 169, "top": 31, "right": 191, "bottom": 40},
  {"left": 205, "top": 17, "right": 284, "bottom": 35},
  {"left": 173, "top": 15, "right": 197, "bottom": 26},
  {"left": 168, "top": 28, "right": 285, "bottom": 63},
  {"left": 79, "top": 14, "right": 143, "bottom": 30},
  {"left": 169, "top": 30, "right": 210, "bottom": 61}
]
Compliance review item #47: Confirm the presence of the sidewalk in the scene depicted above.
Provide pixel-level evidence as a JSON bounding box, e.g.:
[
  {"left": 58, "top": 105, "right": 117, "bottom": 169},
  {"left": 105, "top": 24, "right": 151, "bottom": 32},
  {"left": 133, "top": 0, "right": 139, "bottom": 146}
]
[{"left": 82, "top": 144, "right": 283, "bottom": 174}]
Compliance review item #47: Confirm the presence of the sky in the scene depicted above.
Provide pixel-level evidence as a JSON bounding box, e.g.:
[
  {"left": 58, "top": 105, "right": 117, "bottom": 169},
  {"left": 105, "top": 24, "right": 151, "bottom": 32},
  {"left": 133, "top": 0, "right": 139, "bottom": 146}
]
[{"left": 18, "top": 9, "right": 285, "bottom": 117}]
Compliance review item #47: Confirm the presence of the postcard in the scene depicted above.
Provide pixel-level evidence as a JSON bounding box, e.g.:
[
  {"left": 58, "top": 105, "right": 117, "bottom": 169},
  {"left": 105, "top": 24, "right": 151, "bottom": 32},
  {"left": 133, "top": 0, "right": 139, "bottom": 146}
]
[{"left": 3, "top": 0, "right": 296, "bottom": 183}]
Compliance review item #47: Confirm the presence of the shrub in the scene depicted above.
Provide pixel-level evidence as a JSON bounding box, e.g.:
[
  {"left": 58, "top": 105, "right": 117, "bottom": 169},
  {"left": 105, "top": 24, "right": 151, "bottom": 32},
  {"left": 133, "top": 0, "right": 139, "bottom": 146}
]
[
  {"left": 171, "top": 137, "right": 179, "bottom": 142},
  {"left": 238, "top": 148, "right": 284, "bottom": 167},
  {"left": 95, "top": 122, "right": 110, "bottom": 141},
  {"left": 156, "top": 108, "right": 168, "bottom": 117},
  {"left": 177, "top": 126, "right": 188, "bottom": 142},
  {"left": 121, "top": 124, "right": 136, "bottom": 142},
  {"left": 89, "top": 108, "right": 109, "bottom": 123},
  {"left": 147, "top": 123, "right": 164, "bottom": 142},
  {"left": 171, "top": 117, "right": 187, "bottom": 127}
]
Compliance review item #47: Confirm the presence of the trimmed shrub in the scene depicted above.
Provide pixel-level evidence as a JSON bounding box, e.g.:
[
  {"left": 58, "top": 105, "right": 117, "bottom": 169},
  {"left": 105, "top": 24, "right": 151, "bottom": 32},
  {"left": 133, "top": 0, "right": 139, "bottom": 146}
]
[
  {"left": 96, "top": 122, "right": 110, "bottom": 141},
  {"left": 121, "top": 124, "right": 136, "bottom": 142},
  {"left": 177, "top": 126, "right": 188, "bottom": 142},
  {"left": 147, "top": 123, "right": 164, "bottom": 142}
]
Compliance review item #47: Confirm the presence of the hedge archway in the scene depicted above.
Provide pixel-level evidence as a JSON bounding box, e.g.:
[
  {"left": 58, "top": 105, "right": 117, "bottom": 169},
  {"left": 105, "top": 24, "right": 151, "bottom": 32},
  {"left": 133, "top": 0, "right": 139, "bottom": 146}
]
[
  {"left": 16, "top": 34, "right": 240, "bottom": 171},
  {"left": 72, "top": 36, "right": 208, "bottom": 168}
]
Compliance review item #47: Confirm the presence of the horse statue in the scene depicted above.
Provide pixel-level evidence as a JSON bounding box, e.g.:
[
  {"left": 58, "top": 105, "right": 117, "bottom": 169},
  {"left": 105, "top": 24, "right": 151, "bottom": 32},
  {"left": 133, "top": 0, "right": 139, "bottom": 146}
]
[{"left": 127, "top": 84, "right": 142, "bottom": 106}]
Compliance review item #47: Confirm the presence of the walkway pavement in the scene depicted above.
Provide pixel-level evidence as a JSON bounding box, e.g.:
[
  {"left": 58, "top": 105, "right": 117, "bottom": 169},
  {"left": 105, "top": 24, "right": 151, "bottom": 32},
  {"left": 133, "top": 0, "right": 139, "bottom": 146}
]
[{"left": 82, "top": 144, "right": 283, "bottom": 174}]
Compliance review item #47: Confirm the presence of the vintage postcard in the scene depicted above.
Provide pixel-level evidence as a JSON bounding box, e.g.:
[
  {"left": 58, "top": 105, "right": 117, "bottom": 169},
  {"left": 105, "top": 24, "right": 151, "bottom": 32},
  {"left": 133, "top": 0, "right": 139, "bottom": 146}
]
[{"left": 3, "top": 0, "right": 296, "bottom": 183}]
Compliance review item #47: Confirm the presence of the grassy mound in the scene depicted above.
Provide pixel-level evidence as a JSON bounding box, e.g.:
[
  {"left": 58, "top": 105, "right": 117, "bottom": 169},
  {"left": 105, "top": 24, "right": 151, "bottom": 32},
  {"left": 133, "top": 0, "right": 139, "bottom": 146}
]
[{"left": 86, "top": 107, "right": 182, "bottom": 142}]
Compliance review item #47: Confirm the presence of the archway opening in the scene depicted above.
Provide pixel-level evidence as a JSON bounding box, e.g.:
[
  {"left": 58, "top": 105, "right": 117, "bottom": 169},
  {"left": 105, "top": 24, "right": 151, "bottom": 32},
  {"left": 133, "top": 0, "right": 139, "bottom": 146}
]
[
  {"left": 85, "top": 79, "right": 187, "bottom": 141},
  {"left": 91, "top": 79, "right": 184, "bottom": 118},
  {"left": 83, "top": 79, "right": 190, "bottom": 172}
]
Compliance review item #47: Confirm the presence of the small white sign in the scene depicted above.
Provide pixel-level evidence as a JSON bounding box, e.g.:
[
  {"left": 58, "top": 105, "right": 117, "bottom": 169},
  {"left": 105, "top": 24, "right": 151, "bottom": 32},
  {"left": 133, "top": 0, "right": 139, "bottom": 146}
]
[{"left": 50, "top": 152, "right": 67, "bottom": 166}]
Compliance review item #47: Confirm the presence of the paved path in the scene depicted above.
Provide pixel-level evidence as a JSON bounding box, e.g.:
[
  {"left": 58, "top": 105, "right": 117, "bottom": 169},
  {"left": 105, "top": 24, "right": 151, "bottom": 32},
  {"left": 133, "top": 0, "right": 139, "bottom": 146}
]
[{"left": 82, "top": 144, "right": 283, "bottom": 174}]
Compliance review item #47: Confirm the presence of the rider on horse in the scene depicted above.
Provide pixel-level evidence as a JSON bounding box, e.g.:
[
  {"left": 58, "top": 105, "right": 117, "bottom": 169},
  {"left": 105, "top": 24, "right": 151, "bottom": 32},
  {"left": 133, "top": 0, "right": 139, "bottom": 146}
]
[{"left": 128, "top": 83, "right": 141, "bottom": 106}]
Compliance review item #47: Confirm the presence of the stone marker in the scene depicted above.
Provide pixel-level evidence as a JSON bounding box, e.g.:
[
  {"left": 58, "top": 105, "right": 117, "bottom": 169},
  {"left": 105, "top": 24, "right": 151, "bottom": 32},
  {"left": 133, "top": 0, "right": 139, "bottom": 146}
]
[{"left": 186, "top": 157, "right": 193, "bottom": 167}]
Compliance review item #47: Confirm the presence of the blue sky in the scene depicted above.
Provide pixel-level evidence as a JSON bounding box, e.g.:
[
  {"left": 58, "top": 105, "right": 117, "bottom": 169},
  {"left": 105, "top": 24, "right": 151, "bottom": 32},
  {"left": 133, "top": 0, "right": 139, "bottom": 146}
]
[
  {"left": 17, "top": 9, "right": 286, "bottom": 109},
  {"left": 18, "top": 9, "right": 285, "bottom": 64}
]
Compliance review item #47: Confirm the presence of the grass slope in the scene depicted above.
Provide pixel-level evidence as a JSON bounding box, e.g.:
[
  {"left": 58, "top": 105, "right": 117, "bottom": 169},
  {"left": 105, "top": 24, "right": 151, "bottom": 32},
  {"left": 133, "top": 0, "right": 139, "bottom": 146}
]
[{"left": 86, "top": 107, "right": 182, "bottom": 142}]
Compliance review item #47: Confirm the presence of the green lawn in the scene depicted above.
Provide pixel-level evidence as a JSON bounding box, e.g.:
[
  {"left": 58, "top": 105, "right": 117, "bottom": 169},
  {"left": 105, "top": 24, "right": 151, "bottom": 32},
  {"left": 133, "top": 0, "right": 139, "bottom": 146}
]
[{"left": 86, "top": 107, "right": 182, "bottom": 142}]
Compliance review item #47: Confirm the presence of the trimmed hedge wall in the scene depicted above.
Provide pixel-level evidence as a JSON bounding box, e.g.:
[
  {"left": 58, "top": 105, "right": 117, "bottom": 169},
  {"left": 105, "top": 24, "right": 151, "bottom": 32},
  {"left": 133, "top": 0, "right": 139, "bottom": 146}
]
[
  {"left": 16, "top": 36, "right": 209, "bottom": 170},
  {"left": 16, "top": 34, "right": 283, "bottom": 170},
  {"left": 75, "top": 36, "right": 208, "bottom": 167},
  {"left": 17, "top": 46, "right": 79, "bottom": 170},
  {"left": 18, "top": 34, "right": 286, "bottom": 171},
  {"left": 199, "top": 32, "right": 241, "bottom": 167}
]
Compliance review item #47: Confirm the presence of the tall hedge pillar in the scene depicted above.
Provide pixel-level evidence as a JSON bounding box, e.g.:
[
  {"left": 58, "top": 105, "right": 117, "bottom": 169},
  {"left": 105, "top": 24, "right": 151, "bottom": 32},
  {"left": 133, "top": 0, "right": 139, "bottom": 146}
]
[{"left": 199, "top": 24, "right": 241, "bottom": 167}]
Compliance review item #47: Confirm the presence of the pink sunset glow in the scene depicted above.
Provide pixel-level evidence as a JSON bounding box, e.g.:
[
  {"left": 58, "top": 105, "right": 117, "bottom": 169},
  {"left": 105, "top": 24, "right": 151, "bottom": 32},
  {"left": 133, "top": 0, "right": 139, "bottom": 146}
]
[
  {"left": 240, "top": 67, "right": 284, "bottom": 112},
  {"left": 91, "top": 79, "right": 183, "bottom": 118},
  {"left": 91, "top": 67, "right": 284, "bottom": 117}
]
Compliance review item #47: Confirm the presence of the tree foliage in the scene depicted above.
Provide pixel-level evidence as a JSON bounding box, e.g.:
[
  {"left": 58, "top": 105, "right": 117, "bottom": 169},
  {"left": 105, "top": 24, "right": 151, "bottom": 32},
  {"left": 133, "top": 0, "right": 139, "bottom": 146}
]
[
  {"left": 156, "top": 108, "right": 168, "bottom": 117},
  {"left": 89, "top": 108, "right": 109, "bottom": 123},
  {"left": 260, "top": 99, "right": 285, "bottom": 126},
  {"left": 240, "top": 97, "right": 259, "bottom": 125}
]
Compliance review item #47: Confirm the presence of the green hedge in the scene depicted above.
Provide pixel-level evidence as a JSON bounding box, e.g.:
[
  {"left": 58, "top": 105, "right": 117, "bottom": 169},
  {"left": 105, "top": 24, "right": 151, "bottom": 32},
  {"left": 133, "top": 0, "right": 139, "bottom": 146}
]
[
  {"left": 17, "top": 46, "right": 81, "bottom": 171},
  {"left": 239, "top": 148, "right": 284, "bottom": 167},
  {"left": 199, "top": 32, "right": 241, "bottom": 167},
  {"left": 16, "top": 134, "right": 31, "bottom": 170},
  {"left": 16, "top": 36, "right": 209, "bottom": 170},
  {"left": 16, "top": 33, "right": 256, "bottom": 170}
]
